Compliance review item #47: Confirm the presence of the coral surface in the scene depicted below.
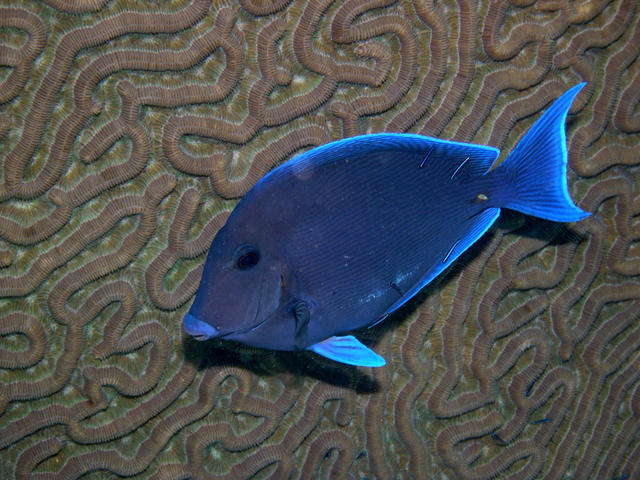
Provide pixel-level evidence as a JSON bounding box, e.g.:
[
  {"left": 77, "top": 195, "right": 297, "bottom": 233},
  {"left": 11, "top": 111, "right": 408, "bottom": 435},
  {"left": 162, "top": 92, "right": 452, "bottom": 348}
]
[{"left": 1, "top": 0, "right": 639, "bottom": 478}]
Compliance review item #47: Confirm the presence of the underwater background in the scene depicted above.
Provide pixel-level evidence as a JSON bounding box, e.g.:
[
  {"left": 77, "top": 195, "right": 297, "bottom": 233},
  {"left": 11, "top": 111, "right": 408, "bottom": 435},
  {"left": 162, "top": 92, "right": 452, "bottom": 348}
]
[{"left": 0, "top": 0, "right": 638, "bottom": 478}]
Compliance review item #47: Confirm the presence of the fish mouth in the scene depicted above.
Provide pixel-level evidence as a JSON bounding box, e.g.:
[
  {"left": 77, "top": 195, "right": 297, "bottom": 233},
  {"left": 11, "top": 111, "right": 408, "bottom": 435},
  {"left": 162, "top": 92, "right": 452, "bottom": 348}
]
[
  {"left": 183, "top": 313, "right": 219, "bottom": 341},
  {"left": 183, "top": 311, "right": 267, "bottom": 343}
]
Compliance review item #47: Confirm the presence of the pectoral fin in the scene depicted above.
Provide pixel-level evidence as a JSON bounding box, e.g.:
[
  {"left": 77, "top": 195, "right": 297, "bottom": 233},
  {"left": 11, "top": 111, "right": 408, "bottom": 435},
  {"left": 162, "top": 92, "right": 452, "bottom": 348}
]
[{"left": 307, "top": 335, "right": 386, "bottom": 367}]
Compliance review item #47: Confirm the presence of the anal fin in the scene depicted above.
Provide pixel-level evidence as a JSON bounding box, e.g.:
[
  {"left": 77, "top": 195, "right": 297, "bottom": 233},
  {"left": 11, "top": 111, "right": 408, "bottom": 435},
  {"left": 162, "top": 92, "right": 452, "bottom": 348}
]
[{"left": 385, "top": 207, "right": 501, "bottom": 315}]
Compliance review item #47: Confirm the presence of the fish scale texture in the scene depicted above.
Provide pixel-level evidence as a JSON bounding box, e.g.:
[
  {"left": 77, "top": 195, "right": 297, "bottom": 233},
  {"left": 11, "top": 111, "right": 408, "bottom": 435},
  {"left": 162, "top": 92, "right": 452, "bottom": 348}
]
[{"left": 0, "top": 0, "right": 638, "bottom": 479}]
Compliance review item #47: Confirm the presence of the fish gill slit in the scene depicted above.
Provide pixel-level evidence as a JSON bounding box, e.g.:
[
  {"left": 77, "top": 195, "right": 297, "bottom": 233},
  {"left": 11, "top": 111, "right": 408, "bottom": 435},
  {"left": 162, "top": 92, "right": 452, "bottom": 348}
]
[
  {"left": 450, "top": 156, "right": 470, "bottom": 180},
  {"left": 419, "top": 147, "right": 433, "bottom": 169},
  {"left": 442, "top": 240, "right": 460, "bottom": 264}
]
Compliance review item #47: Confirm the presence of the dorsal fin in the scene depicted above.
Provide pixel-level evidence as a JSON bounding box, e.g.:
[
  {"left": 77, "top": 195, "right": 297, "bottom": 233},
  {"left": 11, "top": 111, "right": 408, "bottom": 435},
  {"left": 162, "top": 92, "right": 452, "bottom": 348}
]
[{"left": 297, "top": 133, "right": 500, "bottom": 177}]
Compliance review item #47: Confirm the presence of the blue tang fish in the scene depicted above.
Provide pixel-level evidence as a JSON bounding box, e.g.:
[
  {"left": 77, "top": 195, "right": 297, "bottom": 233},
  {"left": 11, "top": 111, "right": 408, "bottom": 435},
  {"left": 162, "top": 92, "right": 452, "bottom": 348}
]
[{"left": 183, "top": 83, "right": 589, "bottom": 367}]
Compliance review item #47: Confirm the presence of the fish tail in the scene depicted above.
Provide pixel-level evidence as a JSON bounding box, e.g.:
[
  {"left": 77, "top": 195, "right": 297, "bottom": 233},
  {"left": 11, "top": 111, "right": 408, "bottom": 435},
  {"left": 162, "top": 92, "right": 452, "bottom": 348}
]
[{"left": 492, "top": 83, "right": 590, "bottom": 222}]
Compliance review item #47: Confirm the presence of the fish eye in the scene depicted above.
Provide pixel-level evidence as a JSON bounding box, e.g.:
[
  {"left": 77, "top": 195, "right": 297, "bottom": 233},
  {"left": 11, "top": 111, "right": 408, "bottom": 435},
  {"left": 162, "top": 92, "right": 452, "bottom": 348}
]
[{"left": 235, "top": 246, "right": 260, "bottom": 270}]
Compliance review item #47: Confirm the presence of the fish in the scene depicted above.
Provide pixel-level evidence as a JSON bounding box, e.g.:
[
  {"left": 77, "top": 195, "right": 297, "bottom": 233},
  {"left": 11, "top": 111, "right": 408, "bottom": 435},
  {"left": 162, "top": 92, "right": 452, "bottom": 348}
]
[{"left": 182, "top": 83, "right": 590, "bottom": 367}]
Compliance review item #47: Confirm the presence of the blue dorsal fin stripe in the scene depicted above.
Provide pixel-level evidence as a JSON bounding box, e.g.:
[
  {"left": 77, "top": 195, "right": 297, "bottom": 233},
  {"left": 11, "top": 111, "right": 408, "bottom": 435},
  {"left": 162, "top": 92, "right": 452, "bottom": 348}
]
[
  {"left": 308, "top": 335, "right": 386, "bottom": 367},
  {"left": 419, "top": 146, "right": 433, "bottom": 168},
  {"left": 450, "top": 157, "right": 470, "bottom": 180}
]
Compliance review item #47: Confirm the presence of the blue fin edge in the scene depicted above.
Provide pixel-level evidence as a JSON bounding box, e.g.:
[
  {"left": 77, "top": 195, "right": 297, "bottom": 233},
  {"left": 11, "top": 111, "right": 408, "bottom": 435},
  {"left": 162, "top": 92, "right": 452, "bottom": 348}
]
[{"left": 307, "top": 335, "right": 386, "bottom": 367}]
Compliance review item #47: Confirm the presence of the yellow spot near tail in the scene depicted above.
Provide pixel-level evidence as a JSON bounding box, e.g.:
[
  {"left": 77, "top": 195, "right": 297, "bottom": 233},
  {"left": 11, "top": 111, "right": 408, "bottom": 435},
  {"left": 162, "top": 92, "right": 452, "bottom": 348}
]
[{"left": 476, "top": 193, "right": 488, "bottom": 202}]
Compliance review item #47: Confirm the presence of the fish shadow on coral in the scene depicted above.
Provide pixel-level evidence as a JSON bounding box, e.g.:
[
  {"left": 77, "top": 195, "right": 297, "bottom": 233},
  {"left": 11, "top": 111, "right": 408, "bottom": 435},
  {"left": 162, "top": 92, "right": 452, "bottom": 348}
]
[
  {"left": 497, "top": 210, "right": 589, "bottom": 249},
  {"left": 181, "top": 211, "right": 586, "bottom": 393},
  {"left": 182, "top": 334, "right": 382, "bottom": 393}
]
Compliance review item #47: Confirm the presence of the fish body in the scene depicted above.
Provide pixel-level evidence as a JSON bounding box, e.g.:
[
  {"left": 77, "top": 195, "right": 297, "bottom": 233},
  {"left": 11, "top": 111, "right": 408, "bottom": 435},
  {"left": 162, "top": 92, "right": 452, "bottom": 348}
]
[{"left": 183, "top": 83, "right": 589, "bottom": 367}]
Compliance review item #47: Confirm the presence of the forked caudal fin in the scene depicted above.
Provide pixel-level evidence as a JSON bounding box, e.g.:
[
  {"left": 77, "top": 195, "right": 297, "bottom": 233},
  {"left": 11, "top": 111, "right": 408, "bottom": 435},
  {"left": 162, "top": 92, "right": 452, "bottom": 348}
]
[{"left": 493, "top": 83, "right": 591, "bottom": 222}]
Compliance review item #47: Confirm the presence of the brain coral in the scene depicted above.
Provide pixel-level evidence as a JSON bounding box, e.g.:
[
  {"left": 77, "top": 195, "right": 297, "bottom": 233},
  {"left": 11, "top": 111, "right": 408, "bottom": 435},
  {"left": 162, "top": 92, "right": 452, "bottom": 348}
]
[{"left": 0, "top": 0, "right": 639, "bottom": 479}]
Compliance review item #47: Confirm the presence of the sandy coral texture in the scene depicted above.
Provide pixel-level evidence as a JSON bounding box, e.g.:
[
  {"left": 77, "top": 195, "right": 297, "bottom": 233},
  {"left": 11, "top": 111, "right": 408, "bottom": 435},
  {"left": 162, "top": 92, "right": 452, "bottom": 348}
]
[{"left": 1, "top": 0, "right": 639, "bottom": 478}]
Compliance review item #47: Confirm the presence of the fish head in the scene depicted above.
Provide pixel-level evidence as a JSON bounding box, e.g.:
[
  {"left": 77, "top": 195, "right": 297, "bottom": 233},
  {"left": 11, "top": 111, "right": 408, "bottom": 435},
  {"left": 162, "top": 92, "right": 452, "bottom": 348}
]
[{"left": 182, "top": 218, "right": 284, "bottom": 345}]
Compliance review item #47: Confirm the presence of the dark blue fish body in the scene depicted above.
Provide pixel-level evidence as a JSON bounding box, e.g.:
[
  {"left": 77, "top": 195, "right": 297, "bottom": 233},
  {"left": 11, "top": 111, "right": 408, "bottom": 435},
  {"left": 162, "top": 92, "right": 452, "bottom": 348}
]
[{"left": 183, "top": 84, "right": 589, "bottom": 367}]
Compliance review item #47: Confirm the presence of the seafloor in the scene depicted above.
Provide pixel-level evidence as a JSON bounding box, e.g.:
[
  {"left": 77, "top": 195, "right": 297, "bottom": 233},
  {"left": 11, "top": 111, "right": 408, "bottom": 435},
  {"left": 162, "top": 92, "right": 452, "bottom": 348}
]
[{"left": 0, "top": 1, "right": 638, "bottom": 479}]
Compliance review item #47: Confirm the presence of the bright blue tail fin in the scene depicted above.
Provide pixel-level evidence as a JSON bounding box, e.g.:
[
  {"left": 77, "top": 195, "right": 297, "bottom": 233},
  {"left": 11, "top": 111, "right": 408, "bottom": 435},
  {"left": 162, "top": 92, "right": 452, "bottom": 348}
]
[{"left": 493, "top": 83, "right": 590, "bottom": 222}]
